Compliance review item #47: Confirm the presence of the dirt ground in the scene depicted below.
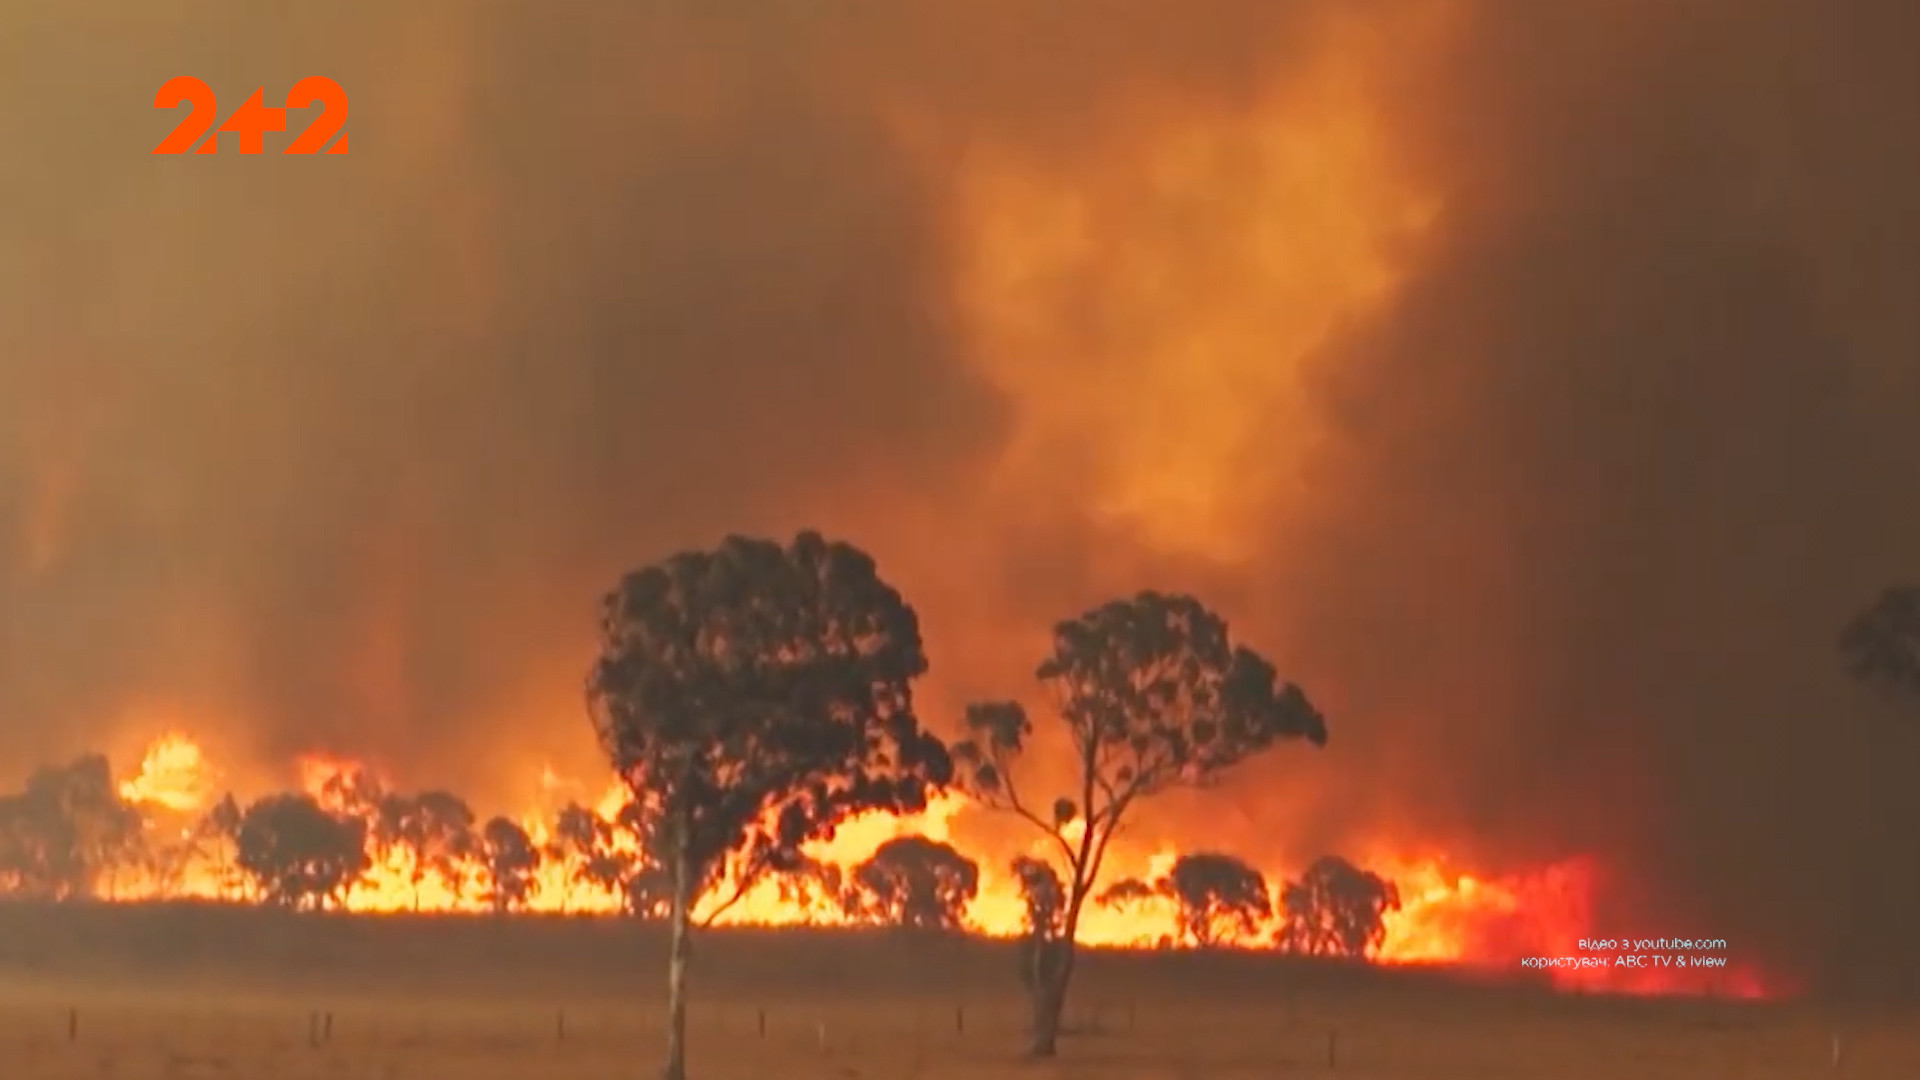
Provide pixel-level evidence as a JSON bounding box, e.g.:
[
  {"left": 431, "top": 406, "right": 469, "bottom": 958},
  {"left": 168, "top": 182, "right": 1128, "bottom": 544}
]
[{"left": 0, "top": 902, "right": 1913, "bottom": 1079}]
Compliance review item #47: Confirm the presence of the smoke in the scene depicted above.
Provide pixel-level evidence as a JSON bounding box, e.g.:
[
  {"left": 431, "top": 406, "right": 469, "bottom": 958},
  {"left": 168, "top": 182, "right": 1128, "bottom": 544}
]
[{"left": 3, "top": 0, "right": 1919, "bottom": 993}]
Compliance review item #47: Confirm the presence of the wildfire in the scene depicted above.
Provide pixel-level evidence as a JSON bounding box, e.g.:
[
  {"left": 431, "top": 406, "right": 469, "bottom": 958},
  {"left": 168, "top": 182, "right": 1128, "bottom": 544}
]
[
  {"left": 117, "top": 733, "right": 217, "bottom": 814},
  {"left": 66, "top": 733, "right": 1789, "bottom": 999}
]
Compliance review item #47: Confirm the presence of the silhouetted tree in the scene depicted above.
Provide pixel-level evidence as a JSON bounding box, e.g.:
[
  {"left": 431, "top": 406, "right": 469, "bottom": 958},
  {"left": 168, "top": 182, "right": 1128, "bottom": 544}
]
[
  {"left": 585, "top": 531, "right": 953, "bottom": 1080},
  {"left": 1841, "top": 585, "right": 1920, "bottom": 709},
  {"left": 480, "top": 816, "right": 541, "bottom": 912},
  {"left": 842, "top": 836, "right": 979, "bottom": 931},
  {"left": 767, "top": 855, "right": 843, "bottom": 917},
  {"left": 1162, "top": 853, "right": 1271, "bottom": 946},
  {"left": 1098, "top": 853, "right": 1270, "bottom": 946},
  {"left": 549, "top": 800, "right": 672, "bottom": 918},
  {"left": 1277, "top": 855, "right": 1400, "bottom": 959},
  {"left": 550, "top": 801, "right": 627, "bottom": 908},
  {"left": 1011, "top": 855, "right": 1069, "bottom": 993},
  {"left": 234, "top": 793, "right": 370, "bottom": 910},
  {"left": 318, "top": 766, "right": 386, "bottom": 820},
  {"left": 197, "top": 793, "right": 247, "bottom": 899},
  {"left": 1094, "top": 876, "right": 1176, "bottom": 948},
  {"left": 0, "top": 755, "right": 142, "bottom": 900},
  {"left": 1095, "top": 877, "right": 1159, "bottom": 908},
  {"left": 614, "top": 800, "right": 676, "bottom": 920},
  {"left": 952, "top": 593, "right": 1328, "bottom": 1056},
  {"left": 378, "top": 790, "right": 478, "bottom": 909}
]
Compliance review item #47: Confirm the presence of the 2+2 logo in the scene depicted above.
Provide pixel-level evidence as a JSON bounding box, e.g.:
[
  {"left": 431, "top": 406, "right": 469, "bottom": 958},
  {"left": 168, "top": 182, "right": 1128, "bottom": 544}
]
[{"left": 152, "top": 76, "right": 348, "bottom": 155}]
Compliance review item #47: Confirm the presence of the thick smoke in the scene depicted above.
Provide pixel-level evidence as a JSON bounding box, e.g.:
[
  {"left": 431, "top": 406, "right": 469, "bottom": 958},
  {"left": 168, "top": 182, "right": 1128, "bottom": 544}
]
[{"left": 2, "top": 1, "right": 1918, "bottom": 993}]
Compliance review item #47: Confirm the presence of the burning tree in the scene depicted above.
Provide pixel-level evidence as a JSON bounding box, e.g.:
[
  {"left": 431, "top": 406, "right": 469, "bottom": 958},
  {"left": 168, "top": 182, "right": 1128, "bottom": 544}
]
[
  {"left": 1841, "top": 585, "right": 1920, "bottom": 709},
  {"left": 842, "top": 835, "right": 979, "bottom": 931},
  {"left": 549, "top": 800, "right": 673, "bottom": 918},
  {"left": 479, "top": 816, "right": 542, "bottom": 912},
  {"left": 584, "top": 531, "right": 953, "bottom": 1080},
  {"left": 1276, "top": 855, "right": 1401, "bottom": 959},
  {"left": 1102, "top": 852, "right": 1272, "bottom": 947},
  {"left": 376, "top": 790, "right": 479, "bottom": 910},
  {"left": 0, "top": 755, "right": 143, "bottom": 900},
  {"left": 234, "top": 793, "right": 371, "bottom": 910},
  {"left": 951, "top": 592, "right": 1328, "bottom": 1057}
]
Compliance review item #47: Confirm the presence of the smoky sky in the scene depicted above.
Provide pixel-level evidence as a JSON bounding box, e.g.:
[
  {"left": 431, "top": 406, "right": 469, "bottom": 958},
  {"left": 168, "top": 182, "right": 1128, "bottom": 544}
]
[{"left": 3, "top": 0, "right": 1919, "bottom": 993}]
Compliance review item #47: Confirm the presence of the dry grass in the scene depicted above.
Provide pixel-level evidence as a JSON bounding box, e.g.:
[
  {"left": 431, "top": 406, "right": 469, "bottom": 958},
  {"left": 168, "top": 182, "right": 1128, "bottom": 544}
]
[{"left": 0, "top": 902, "right": 1914, "bottom": 1079}]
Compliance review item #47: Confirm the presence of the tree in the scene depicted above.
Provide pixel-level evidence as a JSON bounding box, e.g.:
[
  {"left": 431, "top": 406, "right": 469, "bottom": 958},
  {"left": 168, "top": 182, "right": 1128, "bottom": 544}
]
[
  {"left": 1276, "top": 855, "right": 1400, "bottom": 959},
  {"left": 378, "top": 790, "right": 478, "bottom": 910},
  {"left": 951, "top": 592, "right": 1328, "bottom": 1056},
  {"left": 1102, "top": 852, "right": 1272, "bottom": 947},
  {"left": 549, "top": 801, "right": 628, "bottom": 910},
  {"left": 234, "top": 793, "right": 370, "bottom": 910},
  {"left": 317, "top": 766, "right": 386, "bottom": 820},
  {"left": 584, "top": 531, "right": 953, "bottom": 1080},
  {"left": 0, "top": 756, "right": 142, "bottom": 900},
  {"left": 765, "top": 855, "right": 844, "bottom": 917},
  {"left": 480, "top": 816, "right": 542, "bottom": 912},
  {"left": 1011, "top": 855, "right": 1069, "bottom": 993},
  {"left": 1163, "top": 853, "right": 1271, "bottom": 946},
  {"left": 549, "top": 800, "right": 674, "bottom": 919},
  {"left": 197, "top": 793, "right": 247, "bottom": 900},
  {"left": 1840, "top": 585, "right": 1920, "bottom": 709},
  {"left": 842, "top": 835, "right": 979, "bottom": 931}
]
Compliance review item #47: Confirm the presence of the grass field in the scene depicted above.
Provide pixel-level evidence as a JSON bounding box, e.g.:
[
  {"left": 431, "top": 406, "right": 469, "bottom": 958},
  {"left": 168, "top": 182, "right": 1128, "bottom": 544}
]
[{"left": 0, "top": 902, "right": 1914, "bottom": 1079}]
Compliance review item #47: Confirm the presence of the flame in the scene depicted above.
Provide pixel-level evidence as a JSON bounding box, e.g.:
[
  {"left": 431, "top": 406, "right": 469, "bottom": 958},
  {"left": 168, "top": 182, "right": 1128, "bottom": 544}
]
[
  {"left": 117, "top": 733, "right": 217, "bottom": 814},
  {"left": 71, "top": 732, "right": 1792, "bottom": 1000}
]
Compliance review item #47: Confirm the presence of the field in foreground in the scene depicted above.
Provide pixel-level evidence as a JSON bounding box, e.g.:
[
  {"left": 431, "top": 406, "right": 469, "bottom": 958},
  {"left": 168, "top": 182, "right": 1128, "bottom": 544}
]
[{"left": 0, "top": 902, "right": 1915, "bottom": 1079}]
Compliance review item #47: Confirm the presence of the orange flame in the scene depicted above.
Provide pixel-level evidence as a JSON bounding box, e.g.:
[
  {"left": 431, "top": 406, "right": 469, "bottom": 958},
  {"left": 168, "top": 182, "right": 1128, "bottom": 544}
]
[{"left": 78, "top": 733, "right": 1789, "bottom": 1000}]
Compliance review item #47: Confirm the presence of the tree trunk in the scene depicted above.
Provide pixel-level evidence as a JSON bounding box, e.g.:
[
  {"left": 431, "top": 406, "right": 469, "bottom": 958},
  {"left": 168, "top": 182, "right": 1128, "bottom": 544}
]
[
  {"left": 1028, "top": 879, "right": 1091, "bottom": 1059},
  {"left": 1026, "top": 939, "right": 1075, "bottom": 1057},
  {"left": 661, "top": 850, "right": 694, "bottom": 1080}
]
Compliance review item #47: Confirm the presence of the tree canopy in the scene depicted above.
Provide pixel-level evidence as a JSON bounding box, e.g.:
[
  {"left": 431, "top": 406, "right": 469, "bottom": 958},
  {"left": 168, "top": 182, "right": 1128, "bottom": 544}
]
[
  {"left": 584, "top": 530, "right": 953, "bottom": 1080},
  {"left": 952, "top": 591, "right": 1327, "bottom": 1056},
  {"left": 1276, "top": 855, "right": 1402, "bottom": 960},
  {"left": 842, "top": 835, "right": 980, "bottom": 931},
  {"left": 234, "top": 792, "right": 371, "bottom": 910},
  {"left": 1101, "top": 852, "right": 1272, "bottom": 947}
]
